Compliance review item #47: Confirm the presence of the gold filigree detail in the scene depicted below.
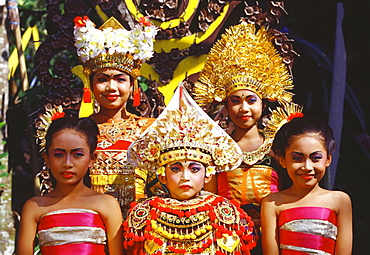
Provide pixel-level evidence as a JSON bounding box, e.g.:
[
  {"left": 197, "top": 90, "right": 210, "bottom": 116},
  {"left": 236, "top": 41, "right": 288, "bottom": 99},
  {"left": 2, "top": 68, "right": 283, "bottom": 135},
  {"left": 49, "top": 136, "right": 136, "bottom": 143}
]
[
  {"left": 194, "top": 21, "right": 293, "bottom": 106},
  {"left": 242, "top": 102, "right": 303, "bottom": 165},
  {"left": 128, "top": 85, "right": 242, "bottom": 173}
]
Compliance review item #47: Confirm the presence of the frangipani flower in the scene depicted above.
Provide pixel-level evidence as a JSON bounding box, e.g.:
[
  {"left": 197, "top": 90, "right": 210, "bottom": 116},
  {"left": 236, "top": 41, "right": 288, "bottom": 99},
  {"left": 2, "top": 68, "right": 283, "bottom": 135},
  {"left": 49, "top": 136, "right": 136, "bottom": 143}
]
[{"left": 73, "top": 16, "right": 158, "bottom": 63}]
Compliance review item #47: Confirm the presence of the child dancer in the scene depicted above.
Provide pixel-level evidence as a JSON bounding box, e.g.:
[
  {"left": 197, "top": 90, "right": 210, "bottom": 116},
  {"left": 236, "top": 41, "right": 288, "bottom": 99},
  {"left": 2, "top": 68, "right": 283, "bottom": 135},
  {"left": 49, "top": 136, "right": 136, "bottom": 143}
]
[
  {"left": 261, "top": 117, "right": 352, "bottom": 254},
  {"left": 124, "top": 85, "right": 256, "bottom": 254},
  {"left": 193, "top": 20, "right": 298, "bottom": 231},
  {"left": 72, "top": 16, "right": 160, "bottom": 216},
  {"left": 17, "top": 112, "right": 123, "bottom": 254}
]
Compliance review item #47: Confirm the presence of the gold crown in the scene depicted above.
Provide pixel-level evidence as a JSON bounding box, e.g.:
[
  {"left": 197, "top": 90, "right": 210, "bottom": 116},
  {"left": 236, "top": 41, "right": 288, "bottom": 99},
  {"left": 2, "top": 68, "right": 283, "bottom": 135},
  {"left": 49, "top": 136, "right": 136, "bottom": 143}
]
[
  {"left": 194, "top": 21, "right": 294, "bottom": 106},
  {"left": 127, "top": 84, "right": 242, "bottom": 174},
  {"left": 73, "top": 16, "right": 157, "bottom": 77}
]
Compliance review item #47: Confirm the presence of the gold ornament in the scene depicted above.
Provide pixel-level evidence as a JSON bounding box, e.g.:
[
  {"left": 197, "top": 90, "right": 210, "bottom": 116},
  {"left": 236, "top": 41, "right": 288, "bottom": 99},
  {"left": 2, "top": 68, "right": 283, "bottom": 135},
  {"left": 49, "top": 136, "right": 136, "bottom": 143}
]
[
  {"left": 35, "top": 105, "right": 65, "bottom": 152},
  {"left": 127, "top": 84, "right": 242, "bottom": 173},
  {"left": 194, "top": 21, "right": 294, "bottom": 106},
  {"left": 241, "top": 102, "right": 303, "bottom": 165}
]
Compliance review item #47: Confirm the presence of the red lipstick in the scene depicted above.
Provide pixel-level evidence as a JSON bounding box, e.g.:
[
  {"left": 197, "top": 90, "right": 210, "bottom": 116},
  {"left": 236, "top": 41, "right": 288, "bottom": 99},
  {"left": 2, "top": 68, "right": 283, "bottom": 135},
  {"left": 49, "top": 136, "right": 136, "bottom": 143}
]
[
  {"left": 179, "top": 185, "right": 191, "bottom": 190},
  {"left": 105, "top": 95, "right": 119, "bottom": 101},
  {"left": 61, "top": 171, "right": 74, "bottom": 178}
]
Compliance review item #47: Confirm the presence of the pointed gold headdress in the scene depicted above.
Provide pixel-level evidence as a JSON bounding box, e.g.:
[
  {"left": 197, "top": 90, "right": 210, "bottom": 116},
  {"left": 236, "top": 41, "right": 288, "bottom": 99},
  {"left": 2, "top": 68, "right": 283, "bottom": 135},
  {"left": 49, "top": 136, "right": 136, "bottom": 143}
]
[
  {"left": 194, "top": 21, "right": 294, "bottom": 106},
  {"left": 127, "top": 84, "right": 242, "bottom": 176}
]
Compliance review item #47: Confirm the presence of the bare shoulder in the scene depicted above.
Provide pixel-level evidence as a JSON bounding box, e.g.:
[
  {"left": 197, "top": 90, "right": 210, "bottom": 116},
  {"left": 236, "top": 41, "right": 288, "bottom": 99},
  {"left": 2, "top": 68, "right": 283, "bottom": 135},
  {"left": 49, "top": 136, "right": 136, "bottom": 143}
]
[
  {"left": 100, "top": 193, "right": 120, "bottom": 204},
  {"left": 331, "top": 190, "right": 351, "bottom": 205},
  {"left": 89, "top": 193, "right": 121, "bottom": 214},
  {"left": 262, "top": 192, "right": 279, "bottom": 203},
  {"left": 319, "top": 189, "right": 352, "bottom": 213},
  {"left": 323, "top": 189, "right": 351, "bottom": 203},
  {"left": 23, "top": 196, "right": 41, "bottom": 210},
  {"left": 262, "top": 190, "right": 287, "bottom": 204},
  {"left": 21, "top": 196, "right": 48, "bottom": 220}
]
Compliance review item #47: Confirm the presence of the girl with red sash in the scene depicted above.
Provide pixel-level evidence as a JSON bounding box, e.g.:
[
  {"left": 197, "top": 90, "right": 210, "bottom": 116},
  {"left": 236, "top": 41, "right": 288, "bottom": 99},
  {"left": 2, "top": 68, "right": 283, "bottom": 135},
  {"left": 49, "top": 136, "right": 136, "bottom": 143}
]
[
  {"left": 17, "top": 113, "right": 123, "bottom": 254},
  {"left": 261, "top": 117, "right": 352, "bottom": 254}
]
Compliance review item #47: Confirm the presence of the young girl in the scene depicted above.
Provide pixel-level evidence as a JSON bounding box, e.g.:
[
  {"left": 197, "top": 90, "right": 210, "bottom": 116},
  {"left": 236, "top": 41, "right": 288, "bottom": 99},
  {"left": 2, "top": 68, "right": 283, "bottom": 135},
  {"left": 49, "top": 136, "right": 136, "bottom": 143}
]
[
  {"left": 193, "top": 21, "right": 299, "bottom": 244},
  {"left": 261, "top": 117, "right": 352, "bottom": 254},
  {"left": 123, "top": 85, "right": 256, "bottom": 254},
  {"left": 17, "top": 115, "right": 123, "bottom": 254},
  {"left": 72, "top": 15, "right": 162, "bottom": 216}
]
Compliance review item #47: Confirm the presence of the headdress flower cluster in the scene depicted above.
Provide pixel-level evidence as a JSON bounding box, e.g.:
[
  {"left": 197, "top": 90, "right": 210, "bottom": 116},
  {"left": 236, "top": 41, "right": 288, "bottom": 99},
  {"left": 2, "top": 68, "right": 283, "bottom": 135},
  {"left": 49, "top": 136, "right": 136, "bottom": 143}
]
[{"left": 74, "top": 16, "right": 157, "bottom": 63}]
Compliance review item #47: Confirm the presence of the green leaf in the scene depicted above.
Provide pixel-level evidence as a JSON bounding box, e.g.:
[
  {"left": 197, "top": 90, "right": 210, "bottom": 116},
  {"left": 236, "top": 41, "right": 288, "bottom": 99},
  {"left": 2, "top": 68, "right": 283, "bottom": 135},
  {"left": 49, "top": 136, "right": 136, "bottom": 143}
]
[
  {"left": 0, "top": 172, "right": 8, "bottom": 177},
  {"left": 0, "top": 152, "right": 8, "bottom": 159}
]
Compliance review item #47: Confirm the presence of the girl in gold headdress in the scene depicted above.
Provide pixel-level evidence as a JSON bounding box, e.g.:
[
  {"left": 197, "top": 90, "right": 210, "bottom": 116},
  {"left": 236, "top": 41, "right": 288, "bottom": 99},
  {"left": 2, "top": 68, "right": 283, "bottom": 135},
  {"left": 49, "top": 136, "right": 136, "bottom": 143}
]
[
  {"left": 193, "top": 20, "right": 302, "bottom": 230},
  {"left": 124, "top": 85, "right": 256, "bottom": 255},
  {"left": 73, "top": 16, "right": 162, "bottom": 216}
]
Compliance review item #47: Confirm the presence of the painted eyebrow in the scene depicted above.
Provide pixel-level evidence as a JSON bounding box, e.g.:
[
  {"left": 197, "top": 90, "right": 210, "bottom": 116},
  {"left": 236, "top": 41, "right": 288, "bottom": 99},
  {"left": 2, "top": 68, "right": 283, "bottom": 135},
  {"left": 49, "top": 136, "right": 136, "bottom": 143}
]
[
  {"left": 169, "top": 162, "right": 182, "bottom": 167},
  {"left": 188, "top": 162, "right": 203, "bottom": 167},
  {"left": 290, "top": 151, "right": 323, "bottom": 157},
  {"left": 52, "top": 148, "right": 85, "bottom": 153},
  {"left": 168, "top": 162, "right": 203, "bottom": 168},
  {"left": 95, "top": 73, "right": 128, "bottom": 78}
]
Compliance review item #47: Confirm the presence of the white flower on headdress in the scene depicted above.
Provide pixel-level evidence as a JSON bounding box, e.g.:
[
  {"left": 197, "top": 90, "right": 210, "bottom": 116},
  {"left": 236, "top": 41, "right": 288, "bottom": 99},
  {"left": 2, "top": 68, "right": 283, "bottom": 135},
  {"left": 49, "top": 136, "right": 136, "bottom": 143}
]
[
  {"left": 206, "top": 166, "right": 216, "bottom": 177},
  {"left": 156, "top": 166, "right": 165, "bottom": 177},
  {"left": 73, "top": 16, "right": 158, "bottom": 62}
]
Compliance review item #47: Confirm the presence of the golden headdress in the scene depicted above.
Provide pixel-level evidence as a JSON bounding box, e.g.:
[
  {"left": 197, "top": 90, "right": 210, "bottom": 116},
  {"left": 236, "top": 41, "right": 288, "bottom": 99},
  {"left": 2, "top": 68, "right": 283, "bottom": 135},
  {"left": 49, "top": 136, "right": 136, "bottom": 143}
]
[
  {"left": 194, "top": 20, "right": 294, "bottom": 106},
  {"left": 73, "top": 16, "right": 158, "bottom": 116},
  {"left": 35, "top": 105, "right": 65, "bottom": 153},
  {"left": 127, "top": 84, "right": 242, "bottom": 176},
  {"left": 35, "top": 104, "right": 66, "bottom": 194}
]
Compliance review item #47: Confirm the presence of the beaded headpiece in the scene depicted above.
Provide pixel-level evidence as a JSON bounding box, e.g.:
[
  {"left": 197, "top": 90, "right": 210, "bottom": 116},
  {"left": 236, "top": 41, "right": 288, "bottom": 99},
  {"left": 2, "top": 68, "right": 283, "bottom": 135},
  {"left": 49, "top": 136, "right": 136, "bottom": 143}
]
[
  {"left": 73, "top": 16, "right": 158, "bottom": 115},
  {"left": 127, "top": 84, "right": 242, "bottom": 176},
  {"left": 193, "top": 20, "right": 294, "bottom": 106},
  {"left": 35, "top": 105, "right": 66, "bottom": 194},
  {"left": 35, "top": 105, "right": 65, "bottom": 153}
]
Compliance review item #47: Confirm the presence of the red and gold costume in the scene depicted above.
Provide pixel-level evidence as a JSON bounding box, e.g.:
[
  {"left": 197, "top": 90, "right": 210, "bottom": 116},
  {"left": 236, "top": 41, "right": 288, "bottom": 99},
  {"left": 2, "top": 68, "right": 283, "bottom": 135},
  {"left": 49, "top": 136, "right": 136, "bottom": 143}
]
[
  {"left": 125, "top": 85, "right": 255, "bottom": 254},
  {"left": 89, "top": 113, "right": 157, "bottom": 214},
  {"left": 125, "top": 193, "right": 255, "bottom": 255}
]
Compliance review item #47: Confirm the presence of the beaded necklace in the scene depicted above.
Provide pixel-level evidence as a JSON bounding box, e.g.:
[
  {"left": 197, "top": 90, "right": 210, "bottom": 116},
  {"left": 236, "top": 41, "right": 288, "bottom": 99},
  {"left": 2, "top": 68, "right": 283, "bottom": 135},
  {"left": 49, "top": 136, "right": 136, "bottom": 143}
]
[{"left": 124, "top": 193, "right": 256, "bottom": 254}]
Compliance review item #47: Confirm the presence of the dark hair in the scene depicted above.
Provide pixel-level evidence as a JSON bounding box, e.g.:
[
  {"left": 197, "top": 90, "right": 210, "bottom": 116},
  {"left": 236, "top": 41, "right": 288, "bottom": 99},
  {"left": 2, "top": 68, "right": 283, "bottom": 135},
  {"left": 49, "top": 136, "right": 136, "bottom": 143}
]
[
  {"left": 272, "top": 117, "right": 336, "bottom": 157},
  {"left": 45, "top": 116, "right": 99, "bottom": 155}
]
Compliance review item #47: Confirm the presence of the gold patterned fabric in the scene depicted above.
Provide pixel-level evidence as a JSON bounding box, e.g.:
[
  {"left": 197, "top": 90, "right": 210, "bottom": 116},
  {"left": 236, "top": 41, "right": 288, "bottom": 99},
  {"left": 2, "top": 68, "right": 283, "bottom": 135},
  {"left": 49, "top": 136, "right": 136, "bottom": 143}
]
[
  {"left": 89, "top": 113, "right": 163, "bottom": 216},
  {"left": 218, "top": 156, "right": 278, "bottom": 206},
  {"left": 124, "top": 192, "right": 256, "bottom": 254}
]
